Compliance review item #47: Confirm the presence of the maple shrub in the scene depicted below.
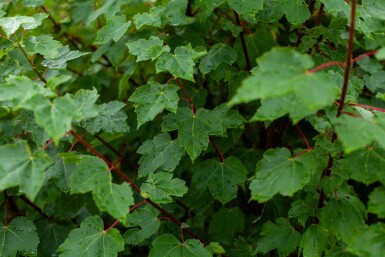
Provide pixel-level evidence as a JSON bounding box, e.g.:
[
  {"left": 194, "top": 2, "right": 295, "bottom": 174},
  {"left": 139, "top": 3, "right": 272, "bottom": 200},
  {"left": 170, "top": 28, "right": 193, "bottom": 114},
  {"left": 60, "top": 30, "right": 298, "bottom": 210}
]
[{"left": 0, "top": 0, "right": 385, "bottom": 256}]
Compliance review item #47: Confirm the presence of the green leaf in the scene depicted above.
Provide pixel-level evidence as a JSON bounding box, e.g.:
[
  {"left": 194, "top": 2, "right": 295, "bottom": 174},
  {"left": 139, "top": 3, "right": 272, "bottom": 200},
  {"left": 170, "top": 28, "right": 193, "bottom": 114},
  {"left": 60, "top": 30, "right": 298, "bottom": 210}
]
[
  {"left": 140, "top": 172, "right": 187, "bottom": 204},
  {"left": 230, "top": 47, "right": 337, "bottom": 123},
  {"left": 321, "top": 198, "right": 366, "bottom": 242},
  {"left": 0, "top": 76, "right": 54, "bottom": 107},
  {"left": 123, "top": 205, "right": 161, "bottom": 245},
  {"left": 348, "top": 223, "right": 385, "bottom": 257},
  {"left": 210, "top": 104, "right": 245, "bottom": 136},
  {"left": 58, "top": 216, "right": 124, "bottom": 257},
  {"left": 86, "top": 0, "right": 127, "bottom": 25},
  {"left": 199, "top": 43, "right": 237, "bottom": 75},
  {"left": 23, "top": 35, "right": 62, "bottom": 58},
  {"left": 41, "top": 46, "right": 89, "bottom": 69},
  {"left": 256, "top": 218, "right": 301, "bottom": 257},
  {"left": 137, "top": 132, "right": 184, "bottom": 177},
  {"left": 257, "top": 0, "right": 310, "bottom": 24},
  {"left": 0, "top": 13, "right": 48, "bottom": 36},
  {"left": 0, "top": 141, "right": 50, "bottom": 200},
  {"left": 193, "top": 157, "right": 247, "bottom": 204},
  {"left": 94, "top": 16, "right": 131, "bottom": 45},
  {"left": 72, "top": 89, "right": 102, "bottom": 120},
  {"left": 148, "top": 234, "right": 212, "bottom": 257},
  {"left": 250, "top": 148, "right": 316, "bottom": 202},
  {"left": 129, "top": 81, "right": 179, "bottom": 128},
  {"left": 156, "top": 45, "right": 202, "bottom": 82},
  {"left": 300, "top": 225, "right": 328, "bottom": 257},
  {"left": 208, "top": 207, "right": 244, "bottom": 242},
  {"left": 69, "top": 156, "right": 134, "bottom": 223},
  {"left": 227, "top": 0, "right": 263, "bottom": 15},
  {"left": 162, "top": 107, "right": 220, "bottom": 160},
  {"left": 94, "top": 183, "right": 134, "bottom": 224},
  {"left": 0, "top": 217, "right": 39, "bottom": 257},
  {"left": 335, "top": 113, "right": 385, "bottom": 154},
  {"left": 126, "top": 36, "right": 170, "bottom": 62},
  {"left": 339, "top": 146, "right": 385, "bottom": 185},
  {"left": 133, "top": 6, "right": 165, "bottom": 30},
  {"left": 36, "top": 220, "right": 73, "bottom": 257},
  {"left": 81, "top": 101, "right": 129, "bottom": 134},
  {"left": 25, "top": 94, "right": 77, "bottom": 143},
  {"left": 368, "top": 187, "right": 385, "bottom": 218}
]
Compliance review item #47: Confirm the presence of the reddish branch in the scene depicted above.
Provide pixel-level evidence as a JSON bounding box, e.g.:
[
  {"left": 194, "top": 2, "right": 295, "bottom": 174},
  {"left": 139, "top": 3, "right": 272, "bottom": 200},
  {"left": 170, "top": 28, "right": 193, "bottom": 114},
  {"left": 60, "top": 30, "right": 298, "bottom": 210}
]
[
  {"left": 233, "top": 11, "right": 251, "bottom": 71},
  {"left": 209, "top": 137, "right": 225, "bottom": 163},
  {"left": 337, "top": 0, "right": 357, "bottom": 117},
  {"left": 295, "top": 124, "right": 311, "bottom": 149},
  {"left": 104, "top": 200, "right": 148, "bottom": 232}
]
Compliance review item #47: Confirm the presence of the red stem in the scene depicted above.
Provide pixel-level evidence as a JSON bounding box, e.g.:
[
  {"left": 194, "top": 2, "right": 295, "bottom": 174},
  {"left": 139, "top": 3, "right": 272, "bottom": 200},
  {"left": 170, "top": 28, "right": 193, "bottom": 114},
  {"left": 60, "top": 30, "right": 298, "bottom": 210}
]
[
  {"left": 42, "top": 138, "right": 54, "bottom": 150},
  {"left": 233, "top": 11, "right": 251, "bottom": 71},
  {"left": 337, "top": 0, "right": 357, "bottom": 117},
  {"left": 349, "top": 103, "right": 385, "bottom": 113},
  {"left": 209, "top": 137, "right": 225, "bottom": 163},
  {"left": 295, "top": 124, "right": 311, "bottom": 149},
  {"left": 104, "top": 200, "right": 148, "bottom": 232},
  {"left": 4, "top": 197, "right": 8, "bottom": 226},
  {"left": 293, "top": 147, "right": 315, "bottom": 158},
  {"left": 175, "top": 79, "right": 196, "bottom": 114},
  {"left": 68, "top": 132, "right": 89, "bottom": 152}
]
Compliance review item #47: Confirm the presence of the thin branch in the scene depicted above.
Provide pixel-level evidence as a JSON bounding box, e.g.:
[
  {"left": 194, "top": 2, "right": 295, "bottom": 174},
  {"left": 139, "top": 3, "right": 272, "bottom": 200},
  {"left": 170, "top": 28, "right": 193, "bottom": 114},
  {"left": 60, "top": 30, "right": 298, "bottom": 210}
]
[
  {"left": 295, "top": 124, "right": 311, "bottom": 149},
  {"left": 14, "top": 37, "right": 47, "bottom": 84},
  {"left": 348, "top": 103, "right": 385, "bottom": 113},
  {"left": 104, "top": 200, "right": 148, "bottom": 232},
  {"left": 337, "top": 0, "right": 357, "bottom": 117},
  {"left": 233, "top": 11, "right": 251, "bottom": 71},
  {"left": 209, "top": 137, "right": 225, "bottom": 163},
  {"left": 19, "top": 195, "right": 47, "bottom": 217},
  {"left": 307, "top": 61, "right": 345, "bottom": 73},
  {"left": 4, "top": 196, "right": 8, "bottom": 226},
  {"left": 174, "top": 79, "right": 196, "bottom": 113}
]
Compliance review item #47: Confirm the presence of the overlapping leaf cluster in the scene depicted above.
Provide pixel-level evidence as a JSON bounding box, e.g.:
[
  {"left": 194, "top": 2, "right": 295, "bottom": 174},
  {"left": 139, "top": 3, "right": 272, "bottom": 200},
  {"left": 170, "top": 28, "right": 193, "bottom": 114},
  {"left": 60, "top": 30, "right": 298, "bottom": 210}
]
[{"left": 0, "top": 0, "right": 384, "bottom": 256}]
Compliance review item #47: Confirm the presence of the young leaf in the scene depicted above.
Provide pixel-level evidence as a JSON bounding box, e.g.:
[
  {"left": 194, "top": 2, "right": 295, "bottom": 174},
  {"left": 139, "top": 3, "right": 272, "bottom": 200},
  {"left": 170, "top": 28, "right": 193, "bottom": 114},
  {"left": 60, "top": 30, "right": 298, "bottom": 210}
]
[
  {"left": 162, "top": 107, "right": 221, "bottom": 160},
  {"left": 227, "top": 0, "right": 263, "bottom": 15},
  {"left": 335, "top": 113, "right": 385, "bottom": 154},
  {"left": 140, "top": 172, "right": 187, "bottom": 204},
  {"left": 85, "top": 0, "right": 126, "bottom": 25},
  {"left": 148, "top": 234, "right": 212, "bottom": 257},
  {"left": 193, "top": 157, "right": 247, "bottom": 204},
  {"left": 137, "top": 132, "right": 184, "bottom": 177},
  {"left": 300, "top": 225, "right": 328, "bottom": 257},
  {"left": 41, "top": 46, "right": 89, "bottom": 69},
  {"left": 123, "top": 205, "right": 161, "bottom": 245},
  {"left": 23, "top": 35, "right": 62, "bottom": 58},
  {"left": 58, "top": 216, "right": 124, "bottom": 257},
  {"left": 94, "top": 16, "right": 131, "bottom": 45},
  {"left": 71, "top": 89, "right": 102, "bottom": 120},
  {"left": 0, "top": 141, "right": 50, "bottom": 200},
  {"left": 256, "top": 218, "right": 301, "bottom": 257},
  {"left": 320, "top": 198, "right": 366, "bottom": 242},
  {"left": 229, "top": 47, "right": 337, "bottom": 123},
  {"left": 129, "top": 81, "right": 179, "bottom": 128},
  {"left": 208, "top": 207, "right": 244, "bottom": 242},
  {"left": 0, "top": 13, "right": 48, "bottom": 36},
  {"left": 368, "top": 187, "right": 385, "bottom": 218},
  {"left": 199, "top": 43, "right": 237, "bottom": 74},
  {"left": 348, "top": 223, "right": 385, "bottom": 257},
  {"left": 250, "top": 148, "right": 316, "bottom": 202},
  {"left": 81, "top": 101, "right": 129, "bottom": 134},
  {"left": 133, "top": 6, "right": 165, "bottom": 30},
  {"left": 0, "top": 217, "right": 39, "bottom": 257},
  {"left": 156, "top": 45, "right": 203, "bottom": 82},
  {"left": 126, "top": 36, "right": 170, "bottom": 62}
]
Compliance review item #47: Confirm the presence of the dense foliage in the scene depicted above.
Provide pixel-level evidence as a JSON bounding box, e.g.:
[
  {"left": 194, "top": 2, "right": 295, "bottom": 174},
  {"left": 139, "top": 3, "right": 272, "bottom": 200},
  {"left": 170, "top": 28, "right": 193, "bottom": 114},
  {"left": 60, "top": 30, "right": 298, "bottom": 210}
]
[{"left": 0, "top": 0, "right": 384, "bottom": 256}]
